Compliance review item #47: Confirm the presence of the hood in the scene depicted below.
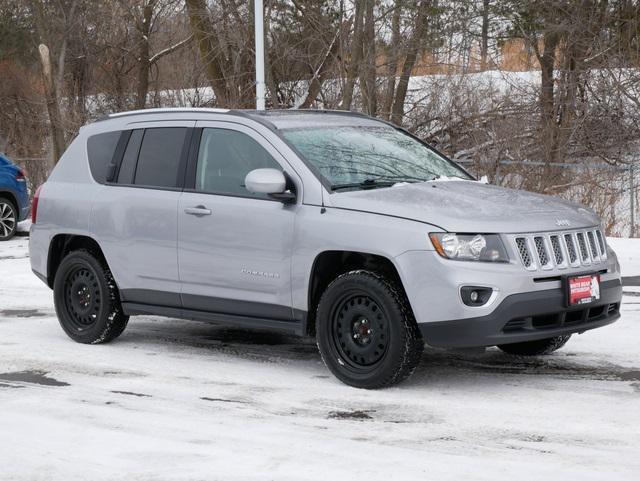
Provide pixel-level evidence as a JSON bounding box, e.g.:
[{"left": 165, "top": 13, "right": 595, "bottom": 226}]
[{"left": 326, "top": 180, "right": 600, "bottom": 233}]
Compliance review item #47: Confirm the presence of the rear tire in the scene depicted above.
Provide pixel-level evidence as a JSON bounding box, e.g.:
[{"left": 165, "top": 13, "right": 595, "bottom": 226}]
[
  {"left": 497, "top": 335, "right": 571, "bottom": 356},
  {"left": 53, "top": 250, "right": 129, "bottom": 344},
  {"left": 0, "top": 197, "right": 17, "bottom": 241},
  {"left": 315, "top": 270, "right": 424, "bottom": 389}
]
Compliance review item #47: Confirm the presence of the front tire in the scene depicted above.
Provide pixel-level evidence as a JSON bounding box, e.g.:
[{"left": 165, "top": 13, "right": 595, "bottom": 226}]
[
  {"left": 53, "top": 250, "right": 129, "bottom": 344},
  {"left": 497, "top": 335, "right": 571, "bottom": 356},
  {"left": 315, "top": 270, "right": 424, "bottom": 389},
  {"left": 0, "top": 197, "right": 17, "bottom": 241}
]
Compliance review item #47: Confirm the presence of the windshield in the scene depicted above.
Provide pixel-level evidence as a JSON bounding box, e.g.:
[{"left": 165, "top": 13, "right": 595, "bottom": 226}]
[{"left": 281, "top": 126, "right": 471, "bottom": 190}]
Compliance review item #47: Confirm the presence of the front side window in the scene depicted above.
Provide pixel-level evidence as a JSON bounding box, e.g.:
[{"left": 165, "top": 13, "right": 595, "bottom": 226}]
[
  {"left": 281, "top": 126, "right": 471, "bottom": 191},
  {"left": 134, "top": 128, "right": 187, "bottom": 188},
  {"left": 195, "top": 128, "right": 281, "bottom": 198}
]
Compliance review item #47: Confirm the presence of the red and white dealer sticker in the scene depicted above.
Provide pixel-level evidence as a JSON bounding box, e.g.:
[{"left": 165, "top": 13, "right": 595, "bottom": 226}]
[{"left": 567, "top": 274, "right": 601, "bottom": 306}]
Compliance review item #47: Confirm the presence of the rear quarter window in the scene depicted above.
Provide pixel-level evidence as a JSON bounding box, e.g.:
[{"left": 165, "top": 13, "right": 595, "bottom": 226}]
[{"left": 87, "top": 131, "right": 121, "bottom": 184}]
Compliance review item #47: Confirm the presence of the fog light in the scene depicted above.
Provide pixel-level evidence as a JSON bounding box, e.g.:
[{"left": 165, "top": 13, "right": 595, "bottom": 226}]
[{"left": 461, "top": 286, "right": 493, "bottom": 306}]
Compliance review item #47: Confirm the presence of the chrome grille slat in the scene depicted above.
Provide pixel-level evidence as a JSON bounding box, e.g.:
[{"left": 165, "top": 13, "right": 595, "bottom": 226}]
[
  {"left": 564, "top": 234, "right": 578, "bottom": 265},
  {"left": 587, "top": 231, "right": 599, "bottom": 260},
  {"left": 515, "top": 237, "right": 534, "bottom": 269},
  {"left": 596, "top": 230, "right": 606, "bottom": 259},
  {"left": 576, "top": 232, "right": 590, "bottom": 263},
  {"left": 533, "top": 236, "right": 550, "bottom": 267},
  {"left": 550, "top": 235, "right": 563, "bottom": 266},
  {"left": 513, "top": 228, "right": 605, "bottom": 271}
]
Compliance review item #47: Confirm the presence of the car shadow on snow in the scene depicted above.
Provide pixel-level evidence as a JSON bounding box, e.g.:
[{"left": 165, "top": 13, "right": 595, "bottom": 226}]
[
  {"left": 118, "top": 317, "right": 640, "bottom": 387},
  {"left": 119, "top": 318, "right": 319, "bottom": 363},
  {"left": 408, "top": 347, "right": 640, "bottom": 386}
]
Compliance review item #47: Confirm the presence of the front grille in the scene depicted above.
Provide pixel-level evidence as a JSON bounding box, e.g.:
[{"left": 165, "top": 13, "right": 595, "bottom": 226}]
[
  {"left": 577, "top": 233, "right": 589, "bottom": 262},
  {"left": 512, "top": 228, "right": 606, "bottom": 271},
  {"left": 587, "top": 231, "right": 598, "bottom": 259},
  {"left": 515, "top": 237, "right": 532, "bottom": 268},
  {"left": 550, "top": 235, "right": 563, "bottom": 265},
  {"left": 564, "top": 234, "right": 578, "bottom": 263},
  {"left": 534, "top": 237, "right": 549, "bottom": 266},
  {"left": 596, "top": 230, "right": 606, "bottom": 254}
]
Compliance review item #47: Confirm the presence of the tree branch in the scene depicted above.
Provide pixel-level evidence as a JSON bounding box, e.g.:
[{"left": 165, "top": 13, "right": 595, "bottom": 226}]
[{"left": 149, "top": 35, "right": 194, "bottom": 64}]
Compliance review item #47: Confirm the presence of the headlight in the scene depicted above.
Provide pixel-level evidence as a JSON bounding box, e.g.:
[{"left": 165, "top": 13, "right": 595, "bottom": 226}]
[{"left": 429, "top": 233, "right": 509, "bottom": 262}]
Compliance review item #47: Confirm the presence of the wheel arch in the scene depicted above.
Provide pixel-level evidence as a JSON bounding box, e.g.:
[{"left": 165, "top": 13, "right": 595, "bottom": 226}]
[
  {"left": 47, "top": 234, "right": 108, "bottom": 288},
  {"left": 306, "top": 250, "right": 407, "bottom": 336},
  {"left": 0, "top": 190, "right": 18, "bottom": 212}
]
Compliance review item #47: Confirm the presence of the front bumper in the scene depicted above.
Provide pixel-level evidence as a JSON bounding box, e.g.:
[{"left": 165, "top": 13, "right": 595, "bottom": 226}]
[{"left": 419, "top": 279, "right": 622, "bottom": 348}]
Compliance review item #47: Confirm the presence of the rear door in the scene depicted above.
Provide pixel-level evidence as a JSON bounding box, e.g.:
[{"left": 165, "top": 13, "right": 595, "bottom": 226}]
[
  {"left": 90, "top": 122, "right": 194, "bottom": 307},
  {"left": 178, "top": 122, "right": 298, "bottom": 322}
]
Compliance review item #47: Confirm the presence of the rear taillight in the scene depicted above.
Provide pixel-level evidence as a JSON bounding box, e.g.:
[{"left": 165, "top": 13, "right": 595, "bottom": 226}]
[
  {"left": 32, "top": 185, "right": 42, "bottom": 224},
  {"left": 16, "top": 167, "right": 26, "bottom": 181}
]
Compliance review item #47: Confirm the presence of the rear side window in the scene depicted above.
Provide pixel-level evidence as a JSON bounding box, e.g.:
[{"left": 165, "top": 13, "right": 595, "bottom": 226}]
[
  {"left": 134, "top": 128, "right": 187, "bottom": 188},
  {"left": 117, "top": 129, "right": 143, "bottom": 184},
  {"left": 87, "top": 131, "right": 120, "bottom": 184}
]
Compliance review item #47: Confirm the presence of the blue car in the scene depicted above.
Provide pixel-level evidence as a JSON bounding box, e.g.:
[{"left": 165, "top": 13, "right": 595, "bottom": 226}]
[{"left": 0, "top": 153, "right": 30, "bottom": 240}]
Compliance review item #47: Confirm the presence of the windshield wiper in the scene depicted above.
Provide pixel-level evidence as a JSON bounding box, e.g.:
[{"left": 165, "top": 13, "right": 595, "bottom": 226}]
[
  {"left": 332, "top": 175, "right": 433, "bottom": 191},
  {"left": 331, "top": 178, "right": 397, "bottom": 191}
]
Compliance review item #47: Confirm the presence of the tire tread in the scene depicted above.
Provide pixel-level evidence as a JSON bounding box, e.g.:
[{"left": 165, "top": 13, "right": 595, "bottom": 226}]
[
  {"left": 316, "top": 270, "right": 423, "bottom": 389},
  {"left": 54, "top": 249, "right": 129, "bottom": 344}
]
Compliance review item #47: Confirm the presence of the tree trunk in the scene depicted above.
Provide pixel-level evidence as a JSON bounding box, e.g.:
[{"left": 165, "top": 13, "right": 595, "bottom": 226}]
[
  {"left": 538, "top": 29, "right": 560, "bottom": 164},
  {"left": 480, "top": 0, "right": 490, "bottom": 70},
  {"left": 360, "top": 0, "right": 376, "bottom": 115},
  {"left": 264, "top": 3, "right": 280, "bottom": 107},
  {"left": 299, "top": 20, "right": 348, "bottom": 109},
  {"left": 391, "top": 1, "right": 429, "bottom": 125},
  {"left": 135, "top": 1, "right": 154, "bottom": 109},
  {"left": 341, "top": 0, "right": 365, "bottom": 110},
  {"left": 539, "top": 30, "right": 559, "bottom": 130},
  {"left": 185, "top": 0, "right": 231, "bottom": 107},
  {"left": 382, "top": 0, "right": 402, "bottom": 120},
  {"left": 38, "top": 44, "right": 65, "bottom": 165}
]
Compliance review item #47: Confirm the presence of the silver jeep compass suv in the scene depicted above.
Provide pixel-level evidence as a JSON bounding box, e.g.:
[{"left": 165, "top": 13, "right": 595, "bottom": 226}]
[{"left": 29, "top": 108, "right": 622, "bottom": 388}]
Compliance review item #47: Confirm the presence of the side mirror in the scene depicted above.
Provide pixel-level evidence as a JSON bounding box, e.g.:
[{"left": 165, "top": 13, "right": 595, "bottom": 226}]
[{"left": 245, "top": 168, "right": 296, "bottom": 203}]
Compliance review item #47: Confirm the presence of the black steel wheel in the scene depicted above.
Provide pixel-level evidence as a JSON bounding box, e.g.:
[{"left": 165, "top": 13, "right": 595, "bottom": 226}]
[
  {"left": 62, "top": 265, "right": 102, "bottom": 330},
  {"left": 316, "top": 270, "right": 423, "bottom": 389},
  {"left": 54, "top": 249, "right": 129, "bottom": 344},
  {"left": 331, "top": 293, "right": 390, "bottom": 370},
  {"left": 0, "top": 197, "right": 17, "bottom": 241}
]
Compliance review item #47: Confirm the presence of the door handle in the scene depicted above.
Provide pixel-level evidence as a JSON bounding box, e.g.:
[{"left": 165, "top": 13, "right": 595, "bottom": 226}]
[{"left": 184, "top": 205, "right": 212, "bottom": 217}]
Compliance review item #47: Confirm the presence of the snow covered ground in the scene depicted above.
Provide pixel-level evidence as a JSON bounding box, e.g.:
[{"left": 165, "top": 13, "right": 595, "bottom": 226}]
[{"left": 0, "top": 232, "right": 639, "bottom": 481}]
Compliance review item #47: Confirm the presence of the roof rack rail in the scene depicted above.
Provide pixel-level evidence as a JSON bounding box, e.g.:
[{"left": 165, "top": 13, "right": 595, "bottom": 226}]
[
  {"left": 93, "top": 107, "right": 380, "bottom": 128},
  {"left": 246, "top": 108, "right": 370, "bottom": 117},
  {"left": 108, "top": 107, "right": 230, "bottom": 118}
]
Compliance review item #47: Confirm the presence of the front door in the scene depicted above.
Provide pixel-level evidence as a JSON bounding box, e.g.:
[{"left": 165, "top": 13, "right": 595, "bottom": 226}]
[{"left": 178, "top": 122, "right": 298, "bottom": 322}]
